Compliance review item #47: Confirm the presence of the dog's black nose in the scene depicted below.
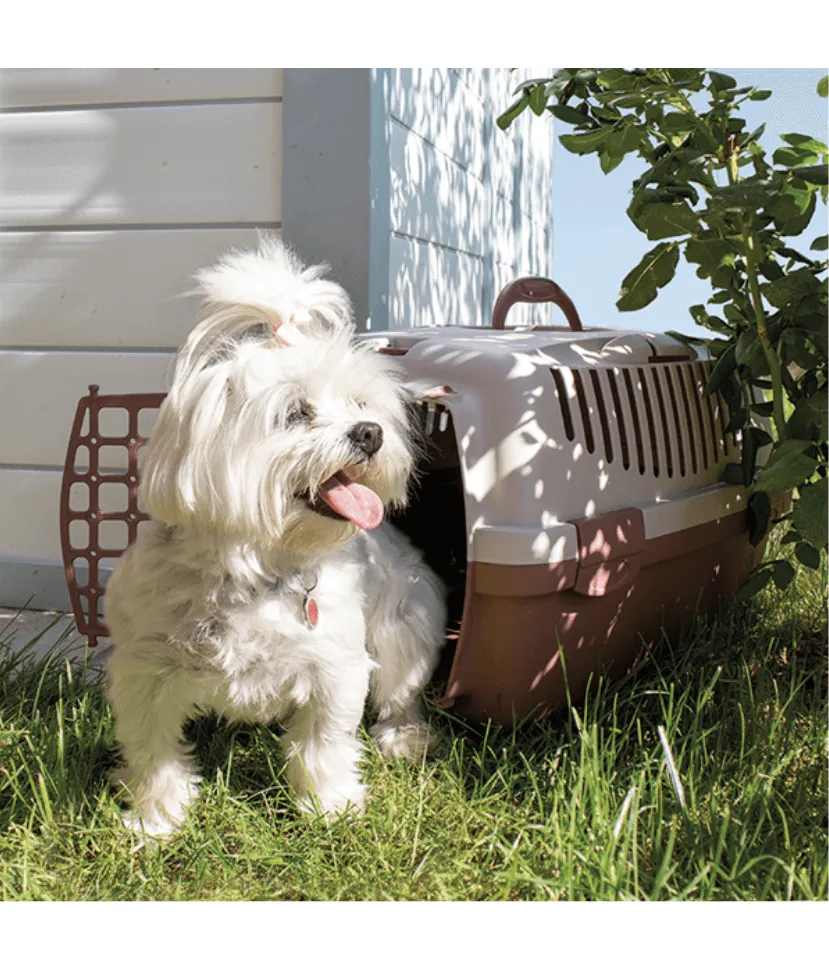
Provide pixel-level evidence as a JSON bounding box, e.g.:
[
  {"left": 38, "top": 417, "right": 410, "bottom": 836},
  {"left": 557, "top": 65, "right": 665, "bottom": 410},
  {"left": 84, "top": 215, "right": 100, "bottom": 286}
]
[{"left": 348, "top": 421, "right": 384, "bottom": 458}]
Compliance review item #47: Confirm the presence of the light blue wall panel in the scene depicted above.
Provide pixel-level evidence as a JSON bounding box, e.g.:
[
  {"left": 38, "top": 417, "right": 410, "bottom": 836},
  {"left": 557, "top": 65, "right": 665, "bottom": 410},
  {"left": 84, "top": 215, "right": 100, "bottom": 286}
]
[
  {"left": 388, "top": 234, "right": 483, "bottom": 329},
  {"left": 382, "top": 68, "right": 554, "bottom": 331},
  {"left": 389, "top": 119, "right": 484, "bottom": 257}
]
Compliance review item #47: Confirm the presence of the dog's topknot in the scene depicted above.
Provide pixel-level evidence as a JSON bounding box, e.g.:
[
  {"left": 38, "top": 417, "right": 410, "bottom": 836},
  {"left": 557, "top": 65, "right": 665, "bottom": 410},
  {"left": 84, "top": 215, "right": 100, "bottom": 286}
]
[{"left": 175, "top": 235, "right": 355, "bottom": 382}]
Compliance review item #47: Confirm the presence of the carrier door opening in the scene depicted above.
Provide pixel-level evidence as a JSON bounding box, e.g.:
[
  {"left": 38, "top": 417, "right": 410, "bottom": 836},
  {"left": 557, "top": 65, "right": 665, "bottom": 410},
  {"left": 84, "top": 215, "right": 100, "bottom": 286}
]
[{"left": 390, "top": 403, "right": 467, "bottom": 681}]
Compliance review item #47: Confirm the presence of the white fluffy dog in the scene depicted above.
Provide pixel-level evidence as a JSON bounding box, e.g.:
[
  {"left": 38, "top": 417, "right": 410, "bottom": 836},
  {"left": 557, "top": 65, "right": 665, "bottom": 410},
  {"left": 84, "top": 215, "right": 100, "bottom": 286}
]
[{"left": 104, "top": 238, "right": 446, "bottom": 837}]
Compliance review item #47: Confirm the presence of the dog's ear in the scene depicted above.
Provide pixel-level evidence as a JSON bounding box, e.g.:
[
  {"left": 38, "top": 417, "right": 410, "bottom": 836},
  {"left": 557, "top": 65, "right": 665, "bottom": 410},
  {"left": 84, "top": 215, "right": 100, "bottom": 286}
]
[{"left": 140, "top": 366, "right": 233, "bottom": 528}]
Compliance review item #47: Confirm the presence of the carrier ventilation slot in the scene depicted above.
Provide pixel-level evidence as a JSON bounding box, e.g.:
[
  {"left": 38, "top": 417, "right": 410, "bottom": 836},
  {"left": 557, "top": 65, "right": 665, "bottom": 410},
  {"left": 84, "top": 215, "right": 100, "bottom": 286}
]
[
  {"left": 637, "top": 368, "right": 660, "bottom": 477},
  {"left": 571, "top": 370, "right": 595, "bottom": 454},
  {"left": 676, "top": 364, "right": 700, "bottom": 474},
  {"left": 622, "top": 370, "right": 646, "bottom": 474},
  {"left": 550, "top": 369, "right": 575, "bottom": 441},
  {"left": 606, "top": 371, "right": 630, "bottom": 470},
  {"left": 553, "top": 361, "right": 736, "bottom": 476},
  {"left": 588, "top": 370, "right": 614, "bottom": 464},
  {"left": 649, "top": 369, "right": 674, "bottom": 478}
]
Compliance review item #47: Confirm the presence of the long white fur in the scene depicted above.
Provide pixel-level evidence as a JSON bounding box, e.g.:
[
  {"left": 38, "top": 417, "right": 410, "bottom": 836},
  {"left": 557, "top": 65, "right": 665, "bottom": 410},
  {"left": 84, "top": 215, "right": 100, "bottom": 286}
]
[{"left": 105, "top": 237, "right": 446, "bottom": 837}]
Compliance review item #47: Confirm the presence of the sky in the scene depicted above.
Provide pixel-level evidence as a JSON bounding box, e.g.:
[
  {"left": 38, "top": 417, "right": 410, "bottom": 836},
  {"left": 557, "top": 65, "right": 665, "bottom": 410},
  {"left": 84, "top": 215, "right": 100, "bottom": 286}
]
[{"left": 551, "top": 68, "right": 828, "bottom": 337}]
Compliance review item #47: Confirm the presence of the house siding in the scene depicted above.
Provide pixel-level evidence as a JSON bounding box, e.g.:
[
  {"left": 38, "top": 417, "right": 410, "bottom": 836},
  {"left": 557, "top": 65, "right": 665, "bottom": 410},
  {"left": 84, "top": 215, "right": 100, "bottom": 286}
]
[
  {"left": 0, "top": 69, "right": 283, "bottom": 610},
  {"left": 383, "top": 68, "right": 554, "bottom": 329}
]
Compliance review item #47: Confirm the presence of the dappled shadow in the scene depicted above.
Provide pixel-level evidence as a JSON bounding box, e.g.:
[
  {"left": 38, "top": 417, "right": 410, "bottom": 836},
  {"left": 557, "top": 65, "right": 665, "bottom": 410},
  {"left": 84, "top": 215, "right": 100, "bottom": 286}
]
[{"left": 384, "top": 68, "right": 554, "bottom": 331}]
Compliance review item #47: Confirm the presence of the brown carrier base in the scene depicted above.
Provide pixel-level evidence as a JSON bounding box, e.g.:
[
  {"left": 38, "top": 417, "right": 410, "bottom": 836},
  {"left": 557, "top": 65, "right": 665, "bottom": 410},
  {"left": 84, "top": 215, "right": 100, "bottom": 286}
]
[{"left": 440, "top": 511, "right": 761, "bottom": 724}]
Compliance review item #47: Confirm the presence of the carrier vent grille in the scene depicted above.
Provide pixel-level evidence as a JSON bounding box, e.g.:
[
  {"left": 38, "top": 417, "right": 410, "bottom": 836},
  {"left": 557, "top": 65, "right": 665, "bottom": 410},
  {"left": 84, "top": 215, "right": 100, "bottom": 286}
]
[{"left": 550, "top": 362, "right": 739, "bottom": 477}]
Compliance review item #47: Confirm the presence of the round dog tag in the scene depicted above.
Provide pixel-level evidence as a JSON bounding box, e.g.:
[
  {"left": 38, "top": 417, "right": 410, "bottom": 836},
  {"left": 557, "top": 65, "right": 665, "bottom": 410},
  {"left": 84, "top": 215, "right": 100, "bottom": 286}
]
[{"left": 303, "top": 596, "right": 319, "bottom": 629}]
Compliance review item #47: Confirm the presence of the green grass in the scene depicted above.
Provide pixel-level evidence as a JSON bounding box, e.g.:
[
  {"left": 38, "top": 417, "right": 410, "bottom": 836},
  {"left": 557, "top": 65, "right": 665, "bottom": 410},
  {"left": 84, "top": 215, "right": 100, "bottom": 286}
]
[{"left": 0, "top": 559, "right": 826, "bottom": 901}]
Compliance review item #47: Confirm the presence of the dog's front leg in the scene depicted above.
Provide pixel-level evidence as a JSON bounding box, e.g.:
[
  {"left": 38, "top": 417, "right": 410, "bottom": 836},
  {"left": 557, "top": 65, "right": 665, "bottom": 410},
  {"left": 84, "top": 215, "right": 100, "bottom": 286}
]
[
  {"left": 366, "top": 571, "right": 444, "bottom": 762},
  {"left": 107, "top": 660, "right": 200, "bottom": 838},
  {"left": 282, "top": 652, "right": 372, "bottom": 819}
]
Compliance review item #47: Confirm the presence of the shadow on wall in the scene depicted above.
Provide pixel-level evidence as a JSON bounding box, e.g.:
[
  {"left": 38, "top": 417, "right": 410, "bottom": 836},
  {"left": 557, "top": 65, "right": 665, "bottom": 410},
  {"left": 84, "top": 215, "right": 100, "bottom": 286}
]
[{"left": 384, "top": 68, "right": 556, "bottom": 331}]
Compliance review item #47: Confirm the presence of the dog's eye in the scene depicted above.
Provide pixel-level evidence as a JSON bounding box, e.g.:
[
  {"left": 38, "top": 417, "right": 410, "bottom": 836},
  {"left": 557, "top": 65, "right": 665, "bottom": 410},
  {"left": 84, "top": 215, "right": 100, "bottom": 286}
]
[
  {"left": 284, "top": 401, "right": 315, "bottom": 426},
  {"left": 352, "top": 398, "right": 368, "bottom": 410}
]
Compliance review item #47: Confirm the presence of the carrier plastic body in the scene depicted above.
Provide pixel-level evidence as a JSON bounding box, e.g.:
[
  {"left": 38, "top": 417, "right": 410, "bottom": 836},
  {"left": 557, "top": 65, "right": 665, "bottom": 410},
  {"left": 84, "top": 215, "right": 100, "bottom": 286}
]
[
  {"left": 60, "top": 279, "right": 776, "bottom": 725},
  {"left": 355, "top": 279, "right": 777, "bottom": 722}
]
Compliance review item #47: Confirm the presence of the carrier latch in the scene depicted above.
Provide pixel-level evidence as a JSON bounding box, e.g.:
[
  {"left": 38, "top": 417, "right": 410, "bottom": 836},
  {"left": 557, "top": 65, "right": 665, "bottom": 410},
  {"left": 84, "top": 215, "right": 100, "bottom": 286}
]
[{"left": 569, "top": 508, "right": 645, "bottom": 597}]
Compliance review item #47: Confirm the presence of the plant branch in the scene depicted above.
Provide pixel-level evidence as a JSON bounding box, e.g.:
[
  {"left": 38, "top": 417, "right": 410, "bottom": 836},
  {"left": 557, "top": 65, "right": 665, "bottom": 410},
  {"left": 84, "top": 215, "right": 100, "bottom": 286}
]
[{"left": 725, "top": 148, "right": 789, "bottom": 441}]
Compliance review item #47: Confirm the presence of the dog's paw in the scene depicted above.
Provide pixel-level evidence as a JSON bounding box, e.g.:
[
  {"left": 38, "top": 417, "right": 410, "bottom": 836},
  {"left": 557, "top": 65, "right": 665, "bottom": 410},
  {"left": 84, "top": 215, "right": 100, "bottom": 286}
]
[
  {"left": 296, "top": 779, "right": 368, "bottom": 821},
  {"left": 370, "top": 720, "right": 439, "bottom": 762},
  {"left": 121, "top": 807, "right": 183, "bottom": 840}
]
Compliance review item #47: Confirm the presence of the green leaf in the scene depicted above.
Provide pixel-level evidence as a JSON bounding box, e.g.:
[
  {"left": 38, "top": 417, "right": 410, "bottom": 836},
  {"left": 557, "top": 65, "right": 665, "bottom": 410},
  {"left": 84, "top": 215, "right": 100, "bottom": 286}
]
[
  {"left": 766, "top": 183, "right": 816, "bottom": 235},
  {"left": 781, "top": 329, "right": 825, "bottom": 372},
  {"left": 771, "top": 559, "right": 796, "bottom": 590},
  {"left": 617, "top": 242, "right": 679, "bottom": 312},
  {"left": 811, "top": 235, "right": 828, "bottom": 251},
  {"left": 748, "top": 492, "right": 772, "bottom": 546},
  {"left": 529, "top": 85, "right": 548, "bottom": 116},
  {"left": 722, "top": 462, "right": 747, "bottom": 485},
  {"left": 661, "top": 112, "right": 695, "bottom": 135},
  {"left": 735, "top": 330, "right": 762, "bottom": 367},
  {"left": 665, "top": 330, "right": 707, "bottom": 347},
  {"left": 606, "top": 123, "right": 643, "bottom": 157},
  {"left": 597, "top": 69, "right": 630, "bottom": 87},
  {"left": 724, "top": 303, "right": 748, "bottom": 326},
  {"left": 771, "top": 245, "right": 817, "bottom": 267},
  {"left": 741, "top": 425, "right": 773, "bottom": 484},
  {"left": 709, "top": 180, "right": 771, "bottom": 211},
  {"left": 795, "top": 542, "right": 822, "bottom": 569},
  {"left": 749, "top": 89, "right": 772, "bottom": 101},
  {"left": 559, "top": 128, "right": 609, "bottom": 154},
  {"left": 600, "top": 151, "right": 624, "bottom": 174},
  {"left": 773, "top": 146, "right": 819, "bottom": 167},
  {"left": 513, "top": 76, "right": 556, "bottom": 94},
  {"left": 497, "top": 92, "right": 530, "bottom": 131},
  {"left": 631, "top": 201, "right": 701, "bottom": 240},
  {"left": 791, "top": 164, "right": 829, "bottom": 186},
  {"left": 762, "top": 268, "right": 821, "bottom": 309},
  {"left": 753, "top": 440, "right": 820, "bottom": 494},
  {"left": 781, "top": 133, "right": 828, "bottom": 153},
  {"left": 704, "top": 345, "right": 737, "bottom": 396},
  {"left": 792, "top": 481, "right": 828, "bottom": 550},
  {"left": 684, "top": 236, "right": 734, "bottom": 277},
  {"left": 736, "top": 566, "right": 774, "bottom": 601},
  {"left": 725, "top": 407, "right": 749, "bottom": 434},
  {"left": 819, "top": 76, "right": 828, "bottom": 98},
  {"left": 787, "top": 389, "right": 828, "bottom": 442},
  {"left": 549, "top": 103, "right": 591, "bottom": 125},
  {"left": 709, "top": 71, "right": 737, "bottom": 92}
]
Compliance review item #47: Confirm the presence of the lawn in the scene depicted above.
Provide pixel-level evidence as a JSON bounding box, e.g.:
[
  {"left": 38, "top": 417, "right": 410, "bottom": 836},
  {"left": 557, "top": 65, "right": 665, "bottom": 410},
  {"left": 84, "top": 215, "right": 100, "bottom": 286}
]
[{"left": 0, "top": 551, "right": 826, "bottom": 901}]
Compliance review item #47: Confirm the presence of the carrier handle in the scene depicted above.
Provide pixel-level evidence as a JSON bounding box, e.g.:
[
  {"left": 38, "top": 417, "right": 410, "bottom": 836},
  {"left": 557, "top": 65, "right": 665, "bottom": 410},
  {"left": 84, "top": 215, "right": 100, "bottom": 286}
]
[{"left": 491, "top": 277, "right": 584, "bottom": 332}]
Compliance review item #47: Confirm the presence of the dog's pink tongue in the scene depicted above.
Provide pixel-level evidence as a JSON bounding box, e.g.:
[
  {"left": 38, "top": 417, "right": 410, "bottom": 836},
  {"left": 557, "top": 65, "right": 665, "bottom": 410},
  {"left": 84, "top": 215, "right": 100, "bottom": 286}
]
[{"left": 318, "top": 471, "right": 384, "bottom": 530}]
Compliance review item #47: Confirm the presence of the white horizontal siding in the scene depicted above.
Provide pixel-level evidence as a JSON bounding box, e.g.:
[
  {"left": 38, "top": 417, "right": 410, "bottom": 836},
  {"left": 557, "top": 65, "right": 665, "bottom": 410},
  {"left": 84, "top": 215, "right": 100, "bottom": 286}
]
[
  {"left": 0, "top": 228, "right": 267, "bottom": 348},
  {"left": 0, "top": 103, "right": 282, "bottom": 227},
  {"left": 0, "top": 351, "right": 172, "bottom": 467},
  {"left": 0, "top": 69, "right": 283, "bottom": 108},
  {"left": 0, "top": 69, "right": 283, "bottom": 604},
  {"left": 0, "top": 469, "right": 64, "bottom": 561}
]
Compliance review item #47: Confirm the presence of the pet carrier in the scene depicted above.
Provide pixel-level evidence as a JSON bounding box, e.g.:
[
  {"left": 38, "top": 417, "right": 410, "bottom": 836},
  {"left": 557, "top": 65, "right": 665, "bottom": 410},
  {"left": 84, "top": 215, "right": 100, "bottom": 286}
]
[{"left": 60, "top": 278, "right": 779, "bottom": 724}]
